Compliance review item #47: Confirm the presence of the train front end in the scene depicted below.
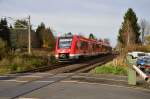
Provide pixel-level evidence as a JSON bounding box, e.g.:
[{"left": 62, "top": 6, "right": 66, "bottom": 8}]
[{"left": 55, "top": 35, "right": 77, "bottom": 61}]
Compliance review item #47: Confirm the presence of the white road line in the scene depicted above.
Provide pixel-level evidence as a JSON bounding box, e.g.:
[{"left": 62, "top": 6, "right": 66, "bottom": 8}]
[
  {"left": 61, "top": 80, "right": 79, "bottom": 83},
  {"left": 18, "top": 98, "right": 39, "bottom": 99},
  {"left": 34, "top": 72, "right": 53, "bottom": 75},
  {"left": 35, "top": 81, "right": 55, "bottom": 83},
  {"left": 72, "top": 76, "right": 127, "bottom": 82},
  {"left": 7, "top": 73, "right": 34, "bottom": 76},
  {"left": 15, "top": 80, "right": 28, "bottom": 83},
  {"left": 63, "top": 80, "right": 150, "bottom": 92},
  {"left": 0, "top": 79, "right": 28, "bottom": 83},
  {"left": 54, "top": 75, "right": 67, "bottom": 77},
  {"left": 0, "top": 76, "right": 10, "bottom": 77},
  {"left": 19, "top": 75, "right": 42, "bottom": 78},
  {"left": 0, "top": 74, "right": 49, "bottom": 78},
  {"left": 1, "top": 79, "right": 56, "bottom": 83},
  {"left": 1, "top": 72, "right": 53, "bottom": 76},
  {"left": 28, "top": 72, "right": 54, "bottom": 75},
  {"left": 77, "top": 74, "right": 127, "bottom": 78},
  {"left": 0, "top": 80, "right": 17, "bottom": 82}
]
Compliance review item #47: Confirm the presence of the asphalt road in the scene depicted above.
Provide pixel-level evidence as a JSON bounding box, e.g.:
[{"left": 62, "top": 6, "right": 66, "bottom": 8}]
[
  {"left": 21, "top": 81, "right": 150, "bottom": 99},
  {"left": 0, "top": 72, "right": 149, "bottom": 99}
]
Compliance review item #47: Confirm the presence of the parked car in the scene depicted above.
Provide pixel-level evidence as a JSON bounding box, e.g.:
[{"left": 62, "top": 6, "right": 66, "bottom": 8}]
[
  {"left": 128, "top": 51, "right": 146, "bottom": 59},
  {"left": 136, "top": 56, "right": 150, "bottom": 74}
]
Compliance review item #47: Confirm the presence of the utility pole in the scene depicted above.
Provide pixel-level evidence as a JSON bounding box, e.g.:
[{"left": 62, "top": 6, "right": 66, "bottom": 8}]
[
  {"left": 127, "top": 20, "right": 130, "bottom": 46},
  {"left": 28, "top": 15, "right": 31, "bottom": 54}
]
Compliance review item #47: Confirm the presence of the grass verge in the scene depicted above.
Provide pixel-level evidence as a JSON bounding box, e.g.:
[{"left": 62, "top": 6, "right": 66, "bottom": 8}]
[{"left": 91, "top": 62, "right": 128, "bottom": 76}]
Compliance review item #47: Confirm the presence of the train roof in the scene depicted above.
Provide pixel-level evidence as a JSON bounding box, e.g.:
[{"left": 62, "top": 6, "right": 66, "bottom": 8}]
[{"left": 58, "top": 33, "right": 111, "bottom": 47}]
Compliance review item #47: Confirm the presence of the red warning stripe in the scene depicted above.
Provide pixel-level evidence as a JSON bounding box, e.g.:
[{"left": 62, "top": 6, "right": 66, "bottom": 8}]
[{"left": 144, "top": 65, "right": 150, "bottom": 68}]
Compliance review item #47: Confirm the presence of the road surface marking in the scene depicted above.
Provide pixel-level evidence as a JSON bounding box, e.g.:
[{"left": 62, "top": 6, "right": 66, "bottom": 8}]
[
  {"left": 63, "top": 80, "right": 150, "bottom": 92},
  {"left": 61, "top": 80, "right": 79, "bottom": 83},
  {"left": 19, "top": 75, "right": 42, "bottom": 78},
  {"left": 0, "top": 79, "right": 28, "bottom": 82},
  {"left": 72, "top": 76, "right": 127, "bottom": 82},
  {"left": 53, "top": 75, "right": 67, "bottom": 77},
  {"left": 18, "top": 98, "right": 39, "bottom": 99},
  {"left": 35, "top": 81, "right": 54, "bottom": 83},
  {"left": 0, "top": 80, "right": 17, "bottom": 82}
]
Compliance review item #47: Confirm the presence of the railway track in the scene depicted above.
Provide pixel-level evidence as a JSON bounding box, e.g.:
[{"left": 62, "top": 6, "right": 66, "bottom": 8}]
[
  {"left": 16, "top": 54, "right": 114, "bottom": 74},
  {"left": 67, "top": 54, "right": 114, "bottom": 73},
  {"left": 0, "top": 54, "right": 115, "bottom": 99}
]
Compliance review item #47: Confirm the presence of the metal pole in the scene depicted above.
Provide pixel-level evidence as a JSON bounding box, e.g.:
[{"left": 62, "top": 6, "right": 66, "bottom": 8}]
[
  {"left": 28, "top": 15, "right": 31, "bottom": 54},
  {"left": 127, "top": 20, "right": 130, "bottom": 46}
]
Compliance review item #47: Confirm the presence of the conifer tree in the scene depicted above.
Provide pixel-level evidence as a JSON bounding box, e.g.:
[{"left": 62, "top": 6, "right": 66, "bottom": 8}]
[
  {"left": 117, "top": 8, "right": 140, "bottom": 48},
  {"left": 0, "top": 18, "right": 10, "bottom": 46}
]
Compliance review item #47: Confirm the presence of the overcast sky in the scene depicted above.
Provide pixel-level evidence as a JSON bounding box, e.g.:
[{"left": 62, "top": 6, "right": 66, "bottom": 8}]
[{"left": 0, "top": 0, "right": 150, "bottom": 47}]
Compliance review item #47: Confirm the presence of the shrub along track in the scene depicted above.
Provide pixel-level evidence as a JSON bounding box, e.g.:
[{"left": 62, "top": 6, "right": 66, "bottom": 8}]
[{"left": 0, "top": 54, "right": 115, "bottom": 99}]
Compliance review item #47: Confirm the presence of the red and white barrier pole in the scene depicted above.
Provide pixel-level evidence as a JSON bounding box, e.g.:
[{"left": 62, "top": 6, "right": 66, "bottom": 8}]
[{"left": 133, "top": 65, "right": 149, "bottom": 81}]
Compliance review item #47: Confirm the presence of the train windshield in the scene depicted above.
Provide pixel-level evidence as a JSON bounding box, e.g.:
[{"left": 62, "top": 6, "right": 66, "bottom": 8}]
[{"left": 58, "top": 37, "right": 72, "bottom": 48}]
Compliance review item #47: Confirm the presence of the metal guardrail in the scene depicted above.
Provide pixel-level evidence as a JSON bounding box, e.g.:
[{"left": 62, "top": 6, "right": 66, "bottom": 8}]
[
  {"left": 127, "top": 55, "right": 150, "bottom": 85},
  {"left": 132, "top": 65, "right": 150, "bottom": 81}
]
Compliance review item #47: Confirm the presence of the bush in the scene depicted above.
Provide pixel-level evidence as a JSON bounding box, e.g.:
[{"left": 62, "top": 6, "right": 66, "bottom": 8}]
[
  {"left": 0, "top": 58, "right": 10, "bottom": 66},
  {"left": 48, "top": 55, "right": 56, "bottom": 64},
  {"left": 29, "top": 58, "right": 47, "bottom": 68},
  {"left": 10, "top": 64, "right": 18, "bottom": 71},
  {"left": 9, "top": 55, "right": 23, "bottom": 71},
  {"left": 0, "top": 58, "right": 11, "bottom": 74}
]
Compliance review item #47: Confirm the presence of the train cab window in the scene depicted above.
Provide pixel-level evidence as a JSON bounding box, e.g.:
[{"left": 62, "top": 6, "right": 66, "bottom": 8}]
[{"left": 58, "top": 37, "right": 72, "bottom": 48}]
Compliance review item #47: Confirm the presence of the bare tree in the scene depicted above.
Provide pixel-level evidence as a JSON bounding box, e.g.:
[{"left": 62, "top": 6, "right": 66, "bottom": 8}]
[
  {"left": 140, "top": 19, "right": 147, "bottom": 44},
  {"left": 145, "top": 23, "right": 150, "bottom": 36},
  {"left": 140, "top": 19, "right": 150, "bottom": 44}
]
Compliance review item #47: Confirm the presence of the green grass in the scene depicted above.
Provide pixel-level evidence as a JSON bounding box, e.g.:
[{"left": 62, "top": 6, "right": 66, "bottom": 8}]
[
  {"left": 0, "top": 54, "right": 50, "bottom": 75},
  {"left": 93, "top": 64, "right": 127, "bottom": 76}
]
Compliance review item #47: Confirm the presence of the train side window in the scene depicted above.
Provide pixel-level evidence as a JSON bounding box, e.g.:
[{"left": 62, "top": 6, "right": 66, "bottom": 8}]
[
  {"left": 80, "top": 41, "right": 84, "bottom": 49},
  {"left": 96, "top": 44, "right": 99, "bottom": 49},
  {"left": 86, "top": 42, "right": 88, "bottom": 48},
  {"left": 84, "top": 42, "right": 88, "bottom": 49},
  {"left": 92, "top": 44, "right": 94, "bottom": 49},
  {"left": 80, "top": 41, "right": 87, "bottom": 49}
]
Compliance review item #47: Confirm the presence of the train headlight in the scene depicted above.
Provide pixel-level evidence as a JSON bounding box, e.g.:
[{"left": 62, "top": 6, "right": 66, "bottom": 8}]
[
  {"left": 55, "top": 55, "right": 58, "bottom": 57},
  {"left": 60, "top": 54, "right": 66, "bottom": 58}
]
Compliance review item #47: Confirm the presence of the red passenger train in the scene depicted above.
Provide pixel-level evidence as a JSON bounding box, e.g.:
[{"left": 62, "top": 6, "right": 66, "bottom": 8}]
[{"left": 55, "top": 34, "right": 112, "bottom": 61}]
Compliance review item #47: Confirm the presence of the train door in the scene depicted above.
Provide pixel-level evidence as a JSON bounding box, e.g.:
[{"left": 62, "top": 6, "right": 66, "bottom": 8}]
[{"left": 75, "top": 39, "right": 80, "bottom": 55}]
